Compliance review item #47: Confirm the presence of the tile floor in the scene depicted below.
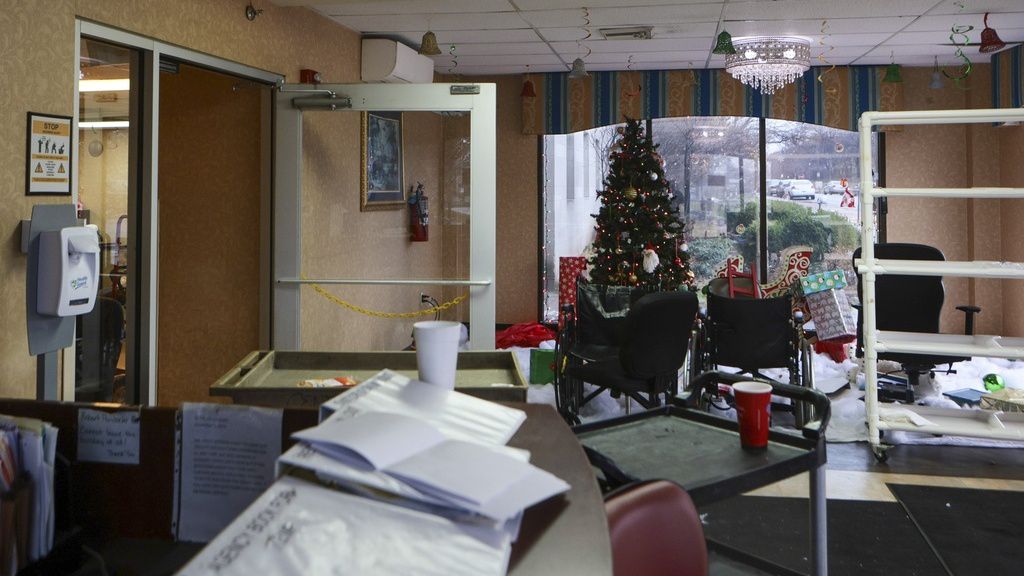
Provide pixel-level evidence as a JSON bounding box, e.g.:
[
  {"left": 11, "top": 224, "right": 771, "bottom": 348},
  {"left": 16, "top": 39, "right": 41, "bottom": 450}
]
[{"left": 746, "top": 469, "right": 1024, "bottom": 502}]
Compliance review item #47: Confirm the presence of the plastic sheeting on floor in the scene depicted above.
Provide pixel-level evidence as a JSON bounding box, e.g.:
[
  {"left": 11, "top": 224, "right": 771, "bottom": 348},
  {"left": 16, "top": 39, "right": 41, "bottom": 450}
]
[{"left": 518, "top": 341, "right": 1024, "bottom": 448}]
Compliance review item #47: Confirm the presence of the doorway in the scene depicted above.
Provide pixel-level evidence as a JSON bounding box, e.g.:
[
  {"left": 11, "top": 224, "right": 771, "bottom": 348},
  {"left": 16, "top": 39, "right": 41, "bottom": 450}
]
[{"left": 156, "top": 61, "right": 272, "bottom": 406}]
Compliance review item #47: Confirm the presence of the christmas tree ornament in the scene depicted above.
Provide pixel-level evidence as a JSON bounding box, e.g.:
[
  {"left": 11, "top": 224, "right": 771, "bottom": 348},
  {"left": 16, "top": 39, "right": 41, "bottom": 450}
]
[
  {"left": 620, "top": 261, "right": 631, "bottom": 270},
  {"left": 650, "top": 172, "right": 659, "bottom": 181},
  {"left": 642, "top": 244, "right": 660, "bottom": 273},
  {"left": 681, "top": 243, "right": 689, "bottom": 252},
  {"left": 983, "top": 373, "right": 1006, "bottom": 392},
  {"left": 624, "top": 186, "right": 638, "bottom": 200},
  {"left": 674, "top": 258, "right": 682, "bottom": 266},
  {"left": 628, "top": 273, "right": 638, "bottom": 284}
]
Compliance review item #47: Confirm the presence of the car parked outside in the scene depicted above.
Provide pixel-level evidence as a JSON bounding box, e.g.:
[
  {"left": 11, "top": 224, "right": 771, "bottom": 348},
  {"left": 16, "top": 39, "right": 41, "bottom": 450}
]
[
  {"left": 823, "top": 180, "right": 845, "bottom": 194},
  {"left": 786, "top": 179, "right": 817, "bottom": 201}
]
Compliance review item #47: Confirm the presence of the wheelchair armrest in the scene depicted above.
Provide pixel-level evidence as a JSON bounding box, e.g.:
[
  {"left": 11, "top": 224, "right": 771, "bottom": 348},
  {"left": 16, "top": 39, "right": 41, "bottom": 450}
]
[
  {"left": 956, "top": 305, "right": 981, "bottom": 335},
  {"left": 683, "top": 371, "right": 831, "bottom": 440}
]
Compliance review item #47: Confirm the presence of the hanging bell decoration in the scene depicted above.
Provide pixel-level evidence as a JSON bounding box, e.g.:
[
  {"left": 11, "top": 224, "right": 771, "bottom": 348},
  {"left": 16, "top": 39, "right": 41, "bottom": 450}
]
[
  {"left": 418, "top": 30, "right": 441, "bottom": 56},
  {"left": 712, "top": 30, "right": 737, "bottom": 55},
  {"left": 979, "top": 12, "right": 1007, "bottom": 54},
  {"left": 882, "top": 63, "right": 903, "bottom": 83},
  {"left": 568, "top": 57, "right": 589, "bottom": 79}
]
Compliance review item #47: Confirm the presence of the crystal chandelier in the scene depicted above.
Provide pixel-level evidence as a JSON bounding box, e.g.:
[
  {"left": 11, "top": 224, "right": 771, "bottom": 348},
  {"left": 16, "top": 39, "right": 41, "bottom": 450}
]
[{"left": 725, "top": 37, "right": 811, "bottom": 95}]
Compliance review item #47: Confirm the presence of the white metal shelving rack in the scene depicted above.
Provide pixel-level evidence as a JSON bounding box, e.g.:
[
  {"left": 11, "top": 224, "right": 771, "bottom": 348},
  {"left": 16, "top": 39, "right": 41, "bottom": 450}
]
[{"left": 857, "top": 108, "right": 1024, "bottom": 459}]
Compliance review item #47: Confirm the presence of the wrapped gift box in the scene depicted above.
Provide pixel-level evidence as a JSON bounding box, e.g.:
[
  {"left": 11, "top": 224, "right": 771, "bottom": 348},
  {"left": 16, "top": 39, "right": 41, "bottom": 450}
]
[
  {"left": 558, "top": 256, "right": 587, "bottom": 329},
  {"left": 529, "top": 348, "right": 556, "bottom": 385},
  {"left": 799, "top": 270, "right": 856, "bottom": 341}
]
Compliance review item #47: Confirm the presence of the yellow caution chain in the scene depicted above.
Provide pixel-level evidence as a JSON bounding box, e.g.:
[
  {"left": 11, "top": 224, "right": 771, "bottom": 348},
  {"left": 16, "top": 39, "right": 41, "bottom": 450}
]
[{"left": 303, "top": 275, "right": 467, "bottom": 319}]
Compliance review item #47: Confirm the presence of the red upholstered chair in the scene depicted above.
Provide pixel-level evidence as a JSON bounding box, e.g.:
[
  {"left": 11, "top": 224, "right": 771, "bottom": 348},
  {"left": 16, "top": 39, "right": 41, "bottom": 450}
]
[{"left": 605, "top": 480, "right": 708, "bottom": 576}]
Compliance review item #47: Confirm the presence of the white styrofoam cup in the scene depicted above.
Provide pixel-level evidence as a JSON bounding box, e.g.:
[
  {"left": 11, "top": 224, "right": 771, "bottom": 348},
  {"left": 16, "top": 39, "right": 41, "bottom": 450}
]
[{"left": 413, "top": 321, "right": 462, "bottom": 390}]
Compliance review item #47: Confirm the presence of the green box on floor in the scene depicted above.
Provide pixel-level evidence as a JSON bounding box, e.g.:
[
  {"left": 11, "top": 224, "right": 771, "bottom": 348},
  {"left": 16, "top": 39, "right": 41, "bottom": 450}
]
[{"left": 530, "top": 349, "right": 556, "bottom": 384}]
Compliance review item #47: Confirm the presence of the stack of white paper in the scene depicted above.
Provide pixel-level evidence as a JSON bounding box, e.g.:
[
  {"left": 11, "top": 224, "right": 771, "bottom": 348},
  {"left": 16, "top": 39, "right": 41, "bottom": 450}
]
[
  {"left": 179, "top": 476, "right": 512, "bottom": 576},
  {"left": 318, "top": 369, "right": 527, "bottom": 446},
  {"left": 290, "top": 411, "right": 569, "bottom": 524}
]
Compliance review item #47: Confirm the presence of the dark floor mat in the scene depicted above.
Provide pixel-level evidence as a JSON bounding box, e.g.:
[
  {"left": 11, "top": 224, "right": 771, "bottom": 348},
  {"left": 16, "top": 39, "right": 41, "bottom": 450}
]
[
  {"left": 701, "top": 496, "right": 947, "bottom": 576},
  {"left": 828, "top": 443, "right": 1024, "bottom": 480},
  {"left": 888, "top": 484, "right": 1024, "bottom": 576}
]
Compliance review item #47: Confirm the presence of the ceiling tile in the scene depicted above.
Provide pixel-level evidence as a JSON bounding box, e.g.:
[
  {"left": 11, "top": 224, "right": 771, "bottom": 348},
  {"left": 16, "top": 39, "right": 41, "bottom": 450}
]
[
  {"left": 725, "top": 0, "right": 941, "bottom": 21},
  {"left": 550, "top": 38, "right": 714, "bottom": 54},
  {"left": 902, "top": 12, "right": 1024, "bottom": 32},
  {"left": 331, "top": 12, "right": 525, "bottom": 32},
  {"left": 511, "top": 0, "right": 716, "bottom": 9},
  {"left": 723, "top": 17, "right": 914, "bottom": 38},
  {"left": 310, "top": 0, "right": 513, "bottom": 16},
  {"left": 930, "top": 1, "right": 1024, "bottom": 15},
  {"left": 436, "top": 42, "right": 555, "bottom": 55},
  {"left": 519, "top": 4, "right": 723, "bottom": 29},
  {"left": 384, "top": 28, "right": 541, "bottom": 44},
  {"left": 431, "top": 53, "right": 563, "bottom": 67}
]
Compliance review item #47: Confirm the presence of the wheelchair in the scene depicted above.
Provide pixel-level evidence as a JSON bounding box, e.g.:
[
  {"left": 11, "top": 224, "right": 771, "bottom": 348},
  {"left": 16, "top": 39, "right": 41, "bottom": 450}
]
[{"left": 689, "top": 277, "right": 816, "bottom": 428}]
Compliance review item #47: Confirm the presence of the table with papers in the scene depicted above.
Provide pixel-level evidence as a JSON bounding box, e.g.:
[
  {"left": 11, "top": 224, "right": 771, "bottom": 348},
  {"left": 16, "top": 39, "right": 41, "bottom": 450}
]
[{"left": 182, "top": 371, "right": 613, "bottom": 576}]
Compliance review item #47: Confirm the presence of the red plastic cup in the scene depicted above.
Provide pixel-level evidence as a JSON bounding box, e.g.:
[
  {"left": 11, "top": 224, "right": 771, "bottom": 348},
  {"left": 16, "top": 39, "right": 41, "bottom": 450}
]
[{"left": 733, "top": 381, "right": 773, "bottom": 450}]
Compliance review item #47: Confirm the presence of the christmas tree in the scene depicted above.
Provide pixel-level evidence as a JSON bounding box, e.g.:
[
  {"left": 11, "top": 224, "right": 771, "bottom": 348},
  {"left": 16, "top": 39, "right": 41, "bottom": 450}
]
[{"left": 588, "top": 118, "right": 693, "bottom": 291}]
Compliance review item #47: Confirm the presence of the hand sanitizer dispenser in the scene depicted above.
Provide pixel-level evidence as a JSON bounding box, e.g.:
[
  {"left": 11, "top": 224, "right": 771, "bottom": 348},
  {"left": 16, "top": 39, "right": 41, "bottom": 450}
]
[{"left": 37, "top": 226, "right": 100, "bottom": 317}]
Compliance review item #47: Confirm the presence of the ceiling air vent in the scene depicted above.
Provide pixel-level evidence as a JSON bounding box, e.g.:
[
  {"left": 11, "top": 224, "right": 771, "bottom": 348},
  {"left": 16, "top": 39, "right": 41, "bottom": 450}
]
[{"left": 599, "top": 26, "right": 654, "bottom": 40}]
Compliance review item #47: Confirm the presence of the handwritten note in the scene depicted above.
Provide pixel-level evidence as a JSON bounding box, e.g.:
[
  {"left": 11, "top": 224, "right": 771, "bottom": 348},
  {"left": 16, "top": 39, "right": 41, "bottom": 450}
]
[{"left": 77, "top": 409, "right": 140, "bottom": 465}]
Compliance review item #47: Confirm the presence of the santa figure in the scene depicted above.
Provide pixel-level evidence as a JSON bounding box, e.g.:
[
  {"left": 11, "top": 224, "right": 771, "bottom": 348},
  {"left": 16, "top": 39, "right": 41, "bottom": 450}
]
[{"left": 840, "top": 178, "right": 855, "bottom": 208}]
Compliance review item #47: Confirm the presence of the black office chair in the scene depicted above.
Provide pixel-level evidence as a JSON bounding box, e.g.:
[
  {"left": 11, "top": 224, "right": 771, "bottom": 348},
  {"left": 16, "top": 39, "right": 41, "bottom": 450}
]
[
  {"left": 74, "top": 297, "right": 124, "bottom": 402},
  {"left": 694, "top": 278, "right": 815, "bottom": 426},
  {"left": 563, "top": 291, "right": 699, "bottom": 412},
  {"left": 852, "top": 243, "right": 980, "bottom": 402}
]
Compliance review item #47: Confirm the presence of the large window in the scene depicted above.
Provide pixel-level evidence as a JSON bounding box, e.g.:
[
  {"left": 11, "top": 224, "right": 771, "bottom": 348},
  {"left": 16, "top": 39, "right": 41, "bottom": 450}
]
[{"left": 541, "top": 118, "right": 880, "bottom": 320}]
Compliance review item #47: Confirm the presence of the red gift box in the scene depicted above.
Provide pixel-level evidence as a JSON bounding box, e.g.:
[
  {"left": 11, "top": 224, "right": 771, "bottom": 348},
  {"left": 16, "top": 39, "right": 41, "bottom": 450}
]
[{"left": 558, "top": 257, "right": 587, "bottom": 329}]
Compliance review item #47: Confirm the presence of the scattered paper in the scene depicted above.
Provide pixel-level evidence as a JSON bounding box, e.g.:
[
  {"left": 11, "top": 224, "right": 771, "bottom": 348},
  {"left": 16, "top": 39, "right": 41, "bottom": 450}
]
[
  {"left": 178, "top": 476, "right": 512, "bottom": 576},
  {"left": 76, "top": 408, "right": 140, "bottom": 465}
]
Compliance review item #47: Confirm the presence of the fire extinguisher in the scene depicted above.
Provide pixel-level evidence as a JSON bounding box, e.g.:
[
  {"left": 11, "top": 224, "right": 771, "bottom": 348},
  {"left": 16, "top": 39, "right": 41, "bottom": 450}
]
[{"left": 408, "top": 182, "right": 429, "bottom": 242}]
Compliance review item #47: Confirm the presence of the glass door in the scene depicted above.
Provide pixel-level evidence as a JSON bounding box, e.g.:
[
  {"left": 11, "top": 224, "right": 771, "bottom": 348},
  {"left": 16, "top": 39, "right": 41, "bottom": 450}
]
[
  {"left": 274, "top": 83, "right": 497, "bottom": 352},
  {"left": 75, "top": 37, "right": 142, "bottom": 402}
]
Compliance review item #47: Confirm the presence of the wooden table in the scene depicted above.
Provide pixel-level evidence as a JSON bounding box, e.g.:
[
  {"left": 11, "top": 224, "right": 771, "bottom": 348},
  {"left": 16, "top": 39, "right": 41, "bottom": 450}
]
[{"left": 507, "top": 404, "right": 613, "bottom": 576}]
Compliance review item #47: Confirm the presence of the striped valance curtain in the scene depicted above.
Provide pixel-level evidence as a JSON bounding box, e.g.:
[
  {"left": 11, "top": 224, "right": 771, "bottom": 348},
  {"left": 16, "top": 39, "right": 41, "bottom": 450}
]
[
  {"left": 522, "top": 66, "right": 903, "bottom": 135},
  {"left": 992, "top": 44, "right": 1023, "bottom": 108}
]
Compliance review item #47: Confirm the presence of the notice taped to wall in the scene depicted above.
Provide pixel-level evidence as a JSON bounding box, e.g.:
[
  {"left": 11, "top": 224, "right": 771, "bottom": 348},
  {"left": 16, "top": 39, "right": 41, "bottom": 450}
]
[
  {"left": 77, "top": 408, "right": 140, "bottom": 465},
  {"left": 176, "top": 403, "right": 282, "bottom": 542}
]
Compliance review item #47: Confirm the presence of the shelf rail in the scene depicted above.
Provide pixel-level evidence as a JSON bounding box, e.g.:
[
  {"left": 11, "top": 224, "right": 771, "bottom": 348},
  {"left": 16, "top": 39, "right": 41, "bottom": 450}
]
[{"left": 857, "top": 107, "right": 1024, "bottom": 459}]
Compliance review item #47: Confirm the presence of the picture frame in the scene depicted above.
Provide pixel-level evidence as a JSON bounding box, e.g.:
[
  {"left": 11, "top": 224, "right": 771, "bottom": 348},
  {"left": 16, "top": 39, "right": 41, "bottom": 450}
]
[
  {"left": 26, "top": 112, "right": 73, "bottom": 196},
  {"left": 360, "top": 111, "right": 405, "bottom": 211}
]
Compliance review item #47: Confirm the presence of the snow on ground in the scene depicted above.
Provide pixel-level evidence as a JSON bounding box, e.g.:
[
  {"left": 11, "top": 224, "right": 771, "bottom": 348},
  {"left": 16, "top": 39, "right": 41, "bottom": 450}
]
[{"left": 517, "top": 341, "right": 1024, "bottom": 448}]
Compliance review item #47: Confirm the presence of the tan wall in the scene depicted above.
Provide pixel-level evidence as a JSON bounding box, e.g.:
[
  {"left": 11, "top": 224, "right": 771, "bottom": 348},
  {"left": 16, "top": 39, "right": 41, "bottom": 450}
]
[
  {"left": 1000, "top": 126, "right": 1024, "bottom": 336},
  {"left": 299, "top": 110, "right": 447, "bottom": 351},
  {"left": 157, "top": 64, "right": 264, "bottom": 407},
  {"left": 0, "top": 0, "right": 365, "bottom": 399},
  {"left": 883, "top": 66, "right": 1003, "bottom": 334}
]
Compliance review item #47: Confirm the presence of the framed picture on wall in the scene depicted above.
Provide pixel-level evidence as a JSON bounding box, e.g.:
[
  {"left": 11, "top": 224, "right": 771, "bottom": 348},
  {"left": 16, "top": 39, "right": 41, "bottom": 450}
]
[
  {"left": 360, "top": 111, "right": 405, "bottom": 211},
  {"left": 25, "top": 112, "right": 73, "bottom": 196}
]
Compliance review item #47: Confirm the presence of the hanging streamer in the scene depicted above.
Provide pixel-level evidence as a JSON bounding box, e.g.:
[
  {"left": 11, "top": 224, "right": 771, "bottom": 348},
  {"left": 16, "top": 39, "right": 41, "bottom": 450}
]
[
  {"left": 580, "top": 7, "right": 593, "bottom": 60},
  {"left": 816, "top": 20, "right": 837, "bottom": 93},
  {"left": 944, "top": 2, "right": 973, "bottom": 86},
  {"left": 625, "top": 54, "right": 641, "bottom": 97},
  {"left": 447, "top": 44, "right": 458, "bottom": 75}
]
